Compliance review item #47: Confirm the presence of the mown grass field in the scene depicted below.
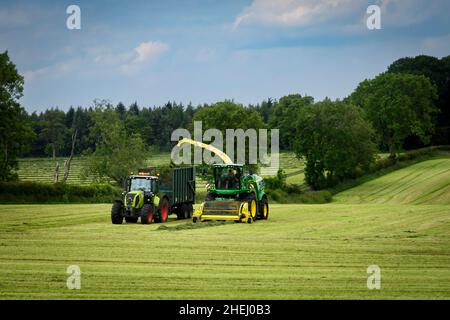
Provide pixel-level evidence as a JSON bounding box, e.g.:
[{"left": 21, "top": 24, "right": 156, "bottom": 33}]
[
  {"left": 334, "top": 158, "right": 450, "bottom": 205},
  {"left": 0, "top": 202, "right": 448, "bottom": 299},
  {"left": 3, "top": 156, "right": 449, "bottom": 299}
]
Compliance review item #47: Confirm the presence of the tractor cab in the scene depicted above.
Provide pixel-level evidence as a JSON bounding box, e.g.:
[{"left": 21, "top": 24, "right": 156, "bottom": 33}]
[
  {"left": 213, "top": 164, "right": 242, "bottom": 190},
  {"left": 206, "top": 163, "right": 259, "bottom": 197},
  {"left": 128, "top": 174, "right": 158, "bottom": 193},
  {"left": 122, "top": 171, "right": 160, "bottom": 212}
]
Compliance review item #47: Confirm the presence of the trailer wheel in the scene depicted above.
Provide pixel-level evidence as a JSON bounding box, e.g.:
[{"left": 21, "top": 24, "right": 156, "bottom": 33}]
[
  {"left": 155, "top": 198, "right": 169, "bottom": 223},
  {"left": 125, "top": 217, "right": 138, "bottom": 223},
  {"left": 111, "top": 202, "right": 123, "bottom": 224},
  {"left": 260, "top": 198, "right": 269, "bottom": 220},
  {"left": 186, "top": 204, "right": 193, "bottom": 219},
  {"left": 140, "top": 204, "right": 154, "bottom": 224},
  {"left": 177, "top": 204, "right": 186, "bottom": 220}
]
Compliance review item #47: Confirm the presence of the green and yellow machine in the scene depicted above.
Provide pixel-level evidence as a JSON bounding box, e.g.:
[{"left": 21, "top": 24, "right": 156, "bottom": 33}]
[
  {"left": 111, "top": 167, "right": 195, "bottom": 224},
  {"left": 194, "top": 163, "right": 269, "bottom": 223},
  {"left": 177, "top": 139, "right": 269, "bottom": 224}
]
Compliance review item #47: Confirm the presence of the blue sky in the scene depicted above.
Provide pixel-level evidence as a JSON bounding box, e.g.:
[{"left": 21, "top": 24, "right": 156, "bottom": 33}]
[{"left": 1, "top": 0, "right": 450, "bottom": 113}]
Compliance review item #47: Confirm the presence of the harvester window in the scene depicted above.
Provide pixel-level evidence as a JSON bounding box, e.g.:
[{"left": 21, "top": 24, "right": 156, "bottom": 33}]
[
  {"left": 215, "top": 167, "right": 240, "bottom": 190},
  {"left": 130, "top": 178, "right": 152, "bottom": 192}
]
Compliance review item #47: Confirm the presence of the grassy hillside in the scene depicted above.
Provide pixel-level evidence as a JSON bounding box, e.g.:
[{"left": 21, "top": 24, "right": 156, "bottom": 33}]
[
  {"left": 17, "top": 157, "right": 91, "bottom": 185},
  {"left": 334, "top": 158, "right": 450, "bottom": 205},
  {"left": 0, "top": 202, "right": 448, "bottom": 299},
  {"left": 16, "top": 153, "right": 172, "bottom": 185}
]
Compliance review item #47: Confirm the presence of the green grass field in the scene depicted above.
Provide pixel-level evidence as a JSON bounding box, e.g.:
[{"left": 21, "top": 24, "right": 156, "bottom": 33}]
[
  {"left": 334, "top": 158, "right": 450, "bottom": 205},
  {"left": 1, "top": 157, "right": 449, "bottom": 299}
]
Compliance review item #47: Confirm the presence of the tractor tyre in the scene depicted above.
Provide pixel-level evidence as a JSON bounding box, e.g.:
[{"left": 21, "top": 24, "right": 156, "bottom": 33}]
[
  {"left": 140, "top": 204, "right": 154, "bottom": 224},
  {"left": 125, "top": 217, "right": 138, "bottom": 223},
  {"left": 111, "top": 202, "right": 124, "bottom": 224},
  {"left": 244, "top": 193, "right": 258, "bottom": 221},
  {"left": 260, "top": 198, "right": 269, "bottom": 220},
  {"left": 155, "top": 198, "right": 169, "bottom": 223}
]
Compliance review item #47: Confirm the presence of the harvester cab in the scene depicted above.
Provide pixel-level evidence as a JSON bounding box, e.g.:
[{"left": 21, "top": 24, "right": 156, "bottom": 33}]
[{"left": 193, "top": 163, "right": 269, "bottom": 224}]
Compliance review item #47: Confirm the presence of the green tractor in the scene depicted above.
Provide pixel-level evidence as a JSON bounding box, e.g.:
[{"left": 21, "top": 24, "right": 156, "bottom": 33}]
[
  {"left": 111, "top": 167, "right": 195, "bottom": 224},
  {"left": 193, "top": 163, "right": 269, "bottom": 224}
]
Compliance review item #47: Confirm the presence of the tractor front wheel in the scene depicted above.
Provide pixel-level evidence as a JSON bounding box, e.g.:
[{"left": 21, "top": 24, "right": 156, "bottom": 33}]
[
  {"left": 140, "top": 204, "right": 154, "bottom": 224},
  {"left": 260, "top": 198, "right": 269, "bottom": 220},
  {"left": 111, "top": 202, "right": 124, "bottom": 224},
  {"left": 245, "top": 193, "right": 257, "bottom": 221}
]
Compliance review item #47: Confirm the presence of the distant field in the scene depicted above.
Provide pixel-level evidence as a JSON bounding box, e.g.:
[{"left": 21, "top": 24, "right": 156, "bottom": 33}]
[
  {"left": 16, "top": 151, "right": 306, "bottom": 185},
  {"left": 15, "top": 150, "right": 412, "bottom": 188},
  {"left": 334, "top": 158, "right": 450, "bottom": 205},
  {"left": 17, "top": 152, "right": 172, "bottom": 185}
]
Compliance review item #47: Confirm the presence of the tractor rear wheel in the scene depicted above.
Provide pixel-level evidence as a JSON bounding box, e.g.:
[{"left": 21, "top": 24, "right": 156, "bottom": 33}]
[
  {"left": 140, "top": 204, "right": 154, "bottom": 224},
  {"left": 111, "top": 202, "right": 124, "bottom": 224},
  {"left": 155, "top": 198, "right": 169, "bottom": 223},
  {"left": 260, "top": 198, "right": 269, "bottom": 220},
  {"left": 125, "top": 217, "right": 138, "bottom": 223}
]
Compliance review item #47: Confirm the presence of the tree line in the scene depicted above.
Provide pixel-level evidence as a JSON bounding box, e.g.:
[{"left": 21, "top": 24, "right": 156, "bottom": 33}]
[{"left": 1, "top": 50, "right": 449, "bottom": 188}]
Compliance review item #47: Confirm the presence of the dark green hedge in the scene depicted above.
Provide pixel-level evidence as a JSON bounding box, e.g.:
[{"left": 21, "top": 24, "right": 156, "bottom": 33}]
[{"left": 0, "top": 181, "right": 121, "bottom": 204}]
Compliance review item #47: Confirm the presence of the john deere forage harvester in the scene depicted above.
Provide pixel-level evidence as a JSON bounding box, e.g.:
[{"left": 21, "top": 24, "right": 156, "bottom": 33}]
[
  {"left": 177, "top": 139, "right": 269, "bottom": 224},
  {"left": 194, "top": 163, "right": 269, "bottom": 223}
]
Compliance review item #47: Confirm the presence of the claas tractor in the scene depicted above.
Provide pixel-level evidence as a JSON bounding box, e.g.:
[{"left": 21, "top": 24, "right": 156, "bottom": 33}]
[
  {"left": 111, "top": 167, "right": 195, "bottom": 224},
  {"left": 193, "top": 163, "right": 269, "bottom": 224}
]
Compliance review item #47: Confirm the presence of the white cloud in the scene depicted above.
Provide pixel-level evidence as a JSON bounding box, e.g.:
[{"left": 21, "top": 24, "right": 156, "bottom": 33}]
[
  {"left": 24, "top": 60, "right": 79, "bottom": 82},
  {"left": 90, "top": 40, "right": 169, "bottom": 75},
  {"left": 134, "top": 41, "right": 169, "bottom": 63},
  {"left": 232, "top": 0, "right": 358, "bottom": 30},
  {"left": 23, "top": 40, "right": 169, "bottom": 82},
  {"left": 232, "top": 0, "right": 444, "bottom": 30}
]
